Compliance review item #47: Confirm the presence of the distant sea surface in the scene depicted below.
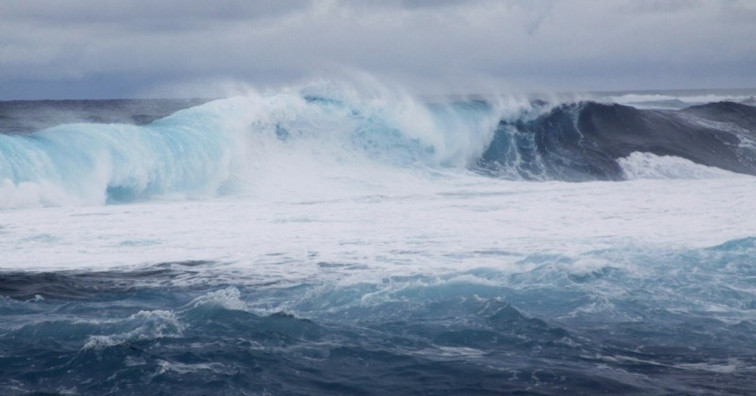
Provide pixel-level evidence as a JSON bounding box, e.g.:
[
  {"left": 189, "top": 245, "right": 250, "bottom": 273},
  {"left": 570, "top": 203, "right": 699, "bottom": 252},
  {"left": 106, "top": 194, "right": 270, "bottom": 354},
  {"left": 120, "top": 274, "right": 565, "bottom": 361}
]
[{"left": 2, "top": 84, "right": 756, "bottom": 395}]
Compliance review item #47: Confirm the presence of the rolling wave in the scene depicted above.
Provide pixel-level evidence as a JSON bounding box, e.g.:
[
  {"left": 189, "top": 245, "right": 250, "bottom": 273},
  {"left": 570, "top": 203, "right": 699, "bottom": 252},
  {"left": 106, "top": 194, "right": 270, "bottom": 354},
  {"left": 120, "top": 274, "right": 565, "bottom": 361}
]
[
  {"left": 478, "top": 101, "right": 756, "bottom": 180},
  {"left": 1, "top": 83, "right": 754, "bottom": 208}
]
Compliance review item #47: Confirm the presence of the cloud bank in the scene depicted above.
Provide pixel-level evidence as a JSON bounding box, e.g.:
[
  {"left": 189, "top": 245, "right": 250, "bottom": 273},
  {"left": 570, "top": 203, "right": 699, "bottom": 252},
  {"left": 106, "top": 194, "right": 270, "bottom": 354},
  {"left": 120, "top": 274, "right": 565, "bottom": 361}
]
[{"left": 1, "top": 0, "right": 754, "bottom": 99}]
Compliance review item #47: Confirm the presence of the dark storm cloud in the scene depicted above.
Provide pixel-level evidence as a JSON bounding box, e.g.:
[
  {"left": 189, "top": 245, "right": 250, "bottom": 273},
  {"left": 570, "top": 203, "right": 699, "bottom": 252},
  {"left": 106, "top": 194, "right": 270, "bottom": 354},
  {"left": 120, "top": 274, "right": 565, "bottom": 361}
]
[{"left": 0, "top": 0, "right": 754, "bottom": 99}]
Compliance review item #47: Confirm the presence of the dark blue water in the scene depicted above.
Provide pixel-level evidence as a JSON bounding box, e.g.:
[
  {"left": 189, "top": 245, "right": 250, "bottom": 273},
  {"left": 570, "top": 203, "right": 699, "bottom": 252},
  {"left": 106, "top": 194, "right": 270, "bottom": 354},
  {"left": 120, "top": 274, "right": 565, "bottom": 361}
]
[
  {"left": 478, "top": 101, "right": 756, "bottom": 180},
  {"left": 0, "top": 99, "right": 209, "bottom": 135},
  {"left": 1, "top": 94, "right": 756, "bottom": 394},
  {"left": 2, "top": 239, "right": 755, "bottom": 395}
]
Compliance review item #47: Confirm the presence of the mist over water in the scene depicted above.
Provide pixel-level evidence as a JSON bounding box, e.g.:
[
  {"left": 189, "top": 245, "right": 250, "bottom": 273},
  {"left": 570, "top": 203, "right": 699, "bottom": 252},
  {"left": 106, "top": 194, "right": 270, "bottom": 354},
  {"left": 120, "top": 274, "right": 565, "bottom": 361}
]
[
  {"left": 1, "top": 81, "right": 756, "bottom": 395},
  {"left": 2, "top": 81, "right": 755, "bottom": 208}
]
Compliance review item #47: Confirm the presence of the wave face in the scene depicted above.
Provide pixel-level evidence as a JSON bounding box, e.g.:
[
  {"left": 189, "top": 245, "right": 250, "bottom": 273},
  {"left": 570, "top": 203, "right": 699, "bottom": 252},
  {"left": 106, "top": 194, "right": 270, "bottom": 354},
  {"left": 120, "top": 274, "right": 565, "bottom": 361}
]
[
  {"left": 0, "top": 84, "right": 512, "bottom": 207},
  {"left": 0, "top": 98, "right": 255, "bottom": 207},
  {"left": 1, "top": 82, "right": 756, "bottom": 394},
  {"left": 1, "top": 83, "right": 755, "bottom": 209},
  {"left": 478, "top": 101, "right": 756, "bottom": 181}
]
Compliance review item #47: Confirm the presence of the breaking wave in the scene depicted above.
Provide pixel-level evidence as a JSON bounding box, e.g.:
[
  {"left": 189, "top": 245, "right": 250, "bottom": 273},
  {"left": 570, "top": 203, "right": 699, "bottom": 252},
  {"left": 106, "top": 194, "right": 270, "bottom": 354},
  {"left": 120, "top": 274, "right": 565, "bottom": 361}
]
[{"left": 1, "top": 82, "right": 754, "bottom": 208}]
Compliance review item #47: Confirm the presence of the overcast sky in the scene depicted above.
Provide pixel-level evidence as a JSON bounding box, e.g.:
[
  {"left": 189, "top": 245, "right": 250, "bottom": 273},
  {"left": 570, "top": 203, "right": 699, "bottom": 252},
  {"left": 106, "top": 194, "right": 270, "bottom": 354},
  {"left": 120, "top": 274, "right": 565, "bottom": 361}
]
[{"left": 1, "top": 0, "right": 755, "bottom": 99}]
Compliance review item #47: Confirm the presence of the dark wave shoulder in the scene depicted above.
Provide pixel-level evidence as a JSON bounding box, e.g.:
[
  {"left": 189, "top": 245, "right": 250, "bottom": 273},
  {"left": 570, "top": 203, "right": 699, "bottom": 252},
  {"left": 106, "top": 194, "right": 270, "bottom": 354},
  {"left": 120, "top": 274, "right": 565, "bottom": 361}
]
[
  {"left": 478, "top": 100, "right": 756, "bottom": 180},
  {"left": 0, "top": 98, "right": 212, "bottom": 134}
]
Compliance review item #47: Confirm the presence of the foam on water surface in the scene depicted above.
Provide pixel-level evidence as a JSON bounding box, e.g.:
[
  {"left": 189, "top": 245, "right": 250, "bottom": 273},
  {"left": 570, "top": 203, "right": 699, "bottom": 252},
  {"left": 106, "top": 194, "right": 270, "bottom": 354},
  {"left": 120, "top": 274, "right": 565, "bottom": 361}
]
[
  {"left": 1, "top": 82, "right": 756, "bottom": 394},
  {"left": 2, "top": 174, "right": 754, "bottom": 274}
]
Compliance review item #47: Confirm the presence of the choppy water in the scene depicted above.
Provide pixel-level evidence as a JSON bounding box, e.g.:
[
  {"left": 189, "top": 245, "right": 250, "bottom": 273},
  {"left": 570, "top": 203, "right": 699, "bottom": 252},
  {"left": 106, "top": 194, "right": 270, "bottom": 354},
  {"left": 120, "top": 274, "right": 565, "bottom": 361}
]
[{"left": 1, "top": 82, "right": 755, "bottom": 395}]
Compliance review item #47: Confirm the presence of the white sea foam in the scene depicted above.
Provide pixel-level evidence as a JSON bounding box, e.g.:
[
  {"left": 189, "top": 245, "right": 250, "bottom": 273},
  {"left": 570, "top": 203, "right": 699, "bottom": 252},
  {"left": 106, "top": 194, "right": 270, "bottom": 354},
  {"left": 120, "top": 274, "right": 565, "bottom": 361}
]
[
  {"left": 2, "top": 83, "right": 756, "bottom": 330},
  {"left": 675, "top": 359, "right": 749, "bottom": 374},
  {"left": 0, "top": 81, "right": 532, "bottom": 210},
  {"left": 189, "top": 287, "right": 248, "bottom": 311},
  {"left": 606, "top": 92, "right": 755, "bottom": 108},
  {"left": 618, "top": 152, "right": 742, "bottom": 180},
  {"left": 82, "top": 309, "right": 183, "bottom": 350},
  {"left": 2, "top": 172, "right": 754, "bottom": 283}
]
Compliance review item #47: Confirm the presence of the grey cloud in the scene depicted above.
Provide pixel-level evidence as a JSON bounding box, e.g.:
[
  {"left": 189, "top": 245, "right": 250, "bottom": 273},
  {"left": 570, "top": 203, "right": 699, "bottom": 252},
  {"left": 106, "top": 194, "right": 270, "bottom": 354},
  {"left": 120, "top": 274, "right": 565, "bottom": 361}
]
[
  {"left": 0, "top": 0, "right": 754, "bottom": 99},
  {"left": 620, "top": 0, "right": 702, "bottom": 13},
  {"left": 0, "top": 1, "right": 310, "bottom": 22},
  {"left": 0, "top": 1, "right": 311, "bottom": 31}
]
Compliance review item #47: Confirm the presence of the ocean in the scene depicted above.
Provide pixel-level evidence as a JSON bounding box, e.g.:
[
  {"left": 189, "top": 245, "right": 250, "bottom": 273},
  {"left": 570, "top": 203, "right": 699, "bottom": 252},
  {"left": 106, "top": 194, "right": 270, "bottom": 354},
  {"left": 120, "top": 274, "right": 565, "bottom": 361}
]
[{"left": 1, "top": 82, "right": 755, "bottom": 395}]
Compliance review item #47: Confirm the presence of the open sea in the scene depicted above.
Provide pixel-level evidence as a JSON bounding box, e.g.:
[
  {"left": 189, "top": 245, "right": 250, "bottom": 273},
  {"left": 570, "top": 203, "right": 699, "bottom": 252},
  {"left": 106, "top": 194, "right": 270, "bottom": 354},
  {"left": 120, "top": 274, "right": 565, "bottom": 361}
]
[{"left": 1, "top": 82, "right": 756, "bottom": 395}]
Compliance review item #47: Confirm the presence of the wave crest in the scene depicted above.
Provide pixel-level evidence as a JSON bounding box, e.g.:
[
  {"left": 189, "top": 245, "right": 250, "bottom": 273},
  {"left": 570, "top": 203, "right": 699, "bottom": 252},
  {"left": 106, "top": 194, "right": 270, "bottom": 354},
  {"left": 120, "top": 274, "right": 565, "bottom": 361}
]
[{"left": 1, "top": 82, "right": 755, "bottom": 208}]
